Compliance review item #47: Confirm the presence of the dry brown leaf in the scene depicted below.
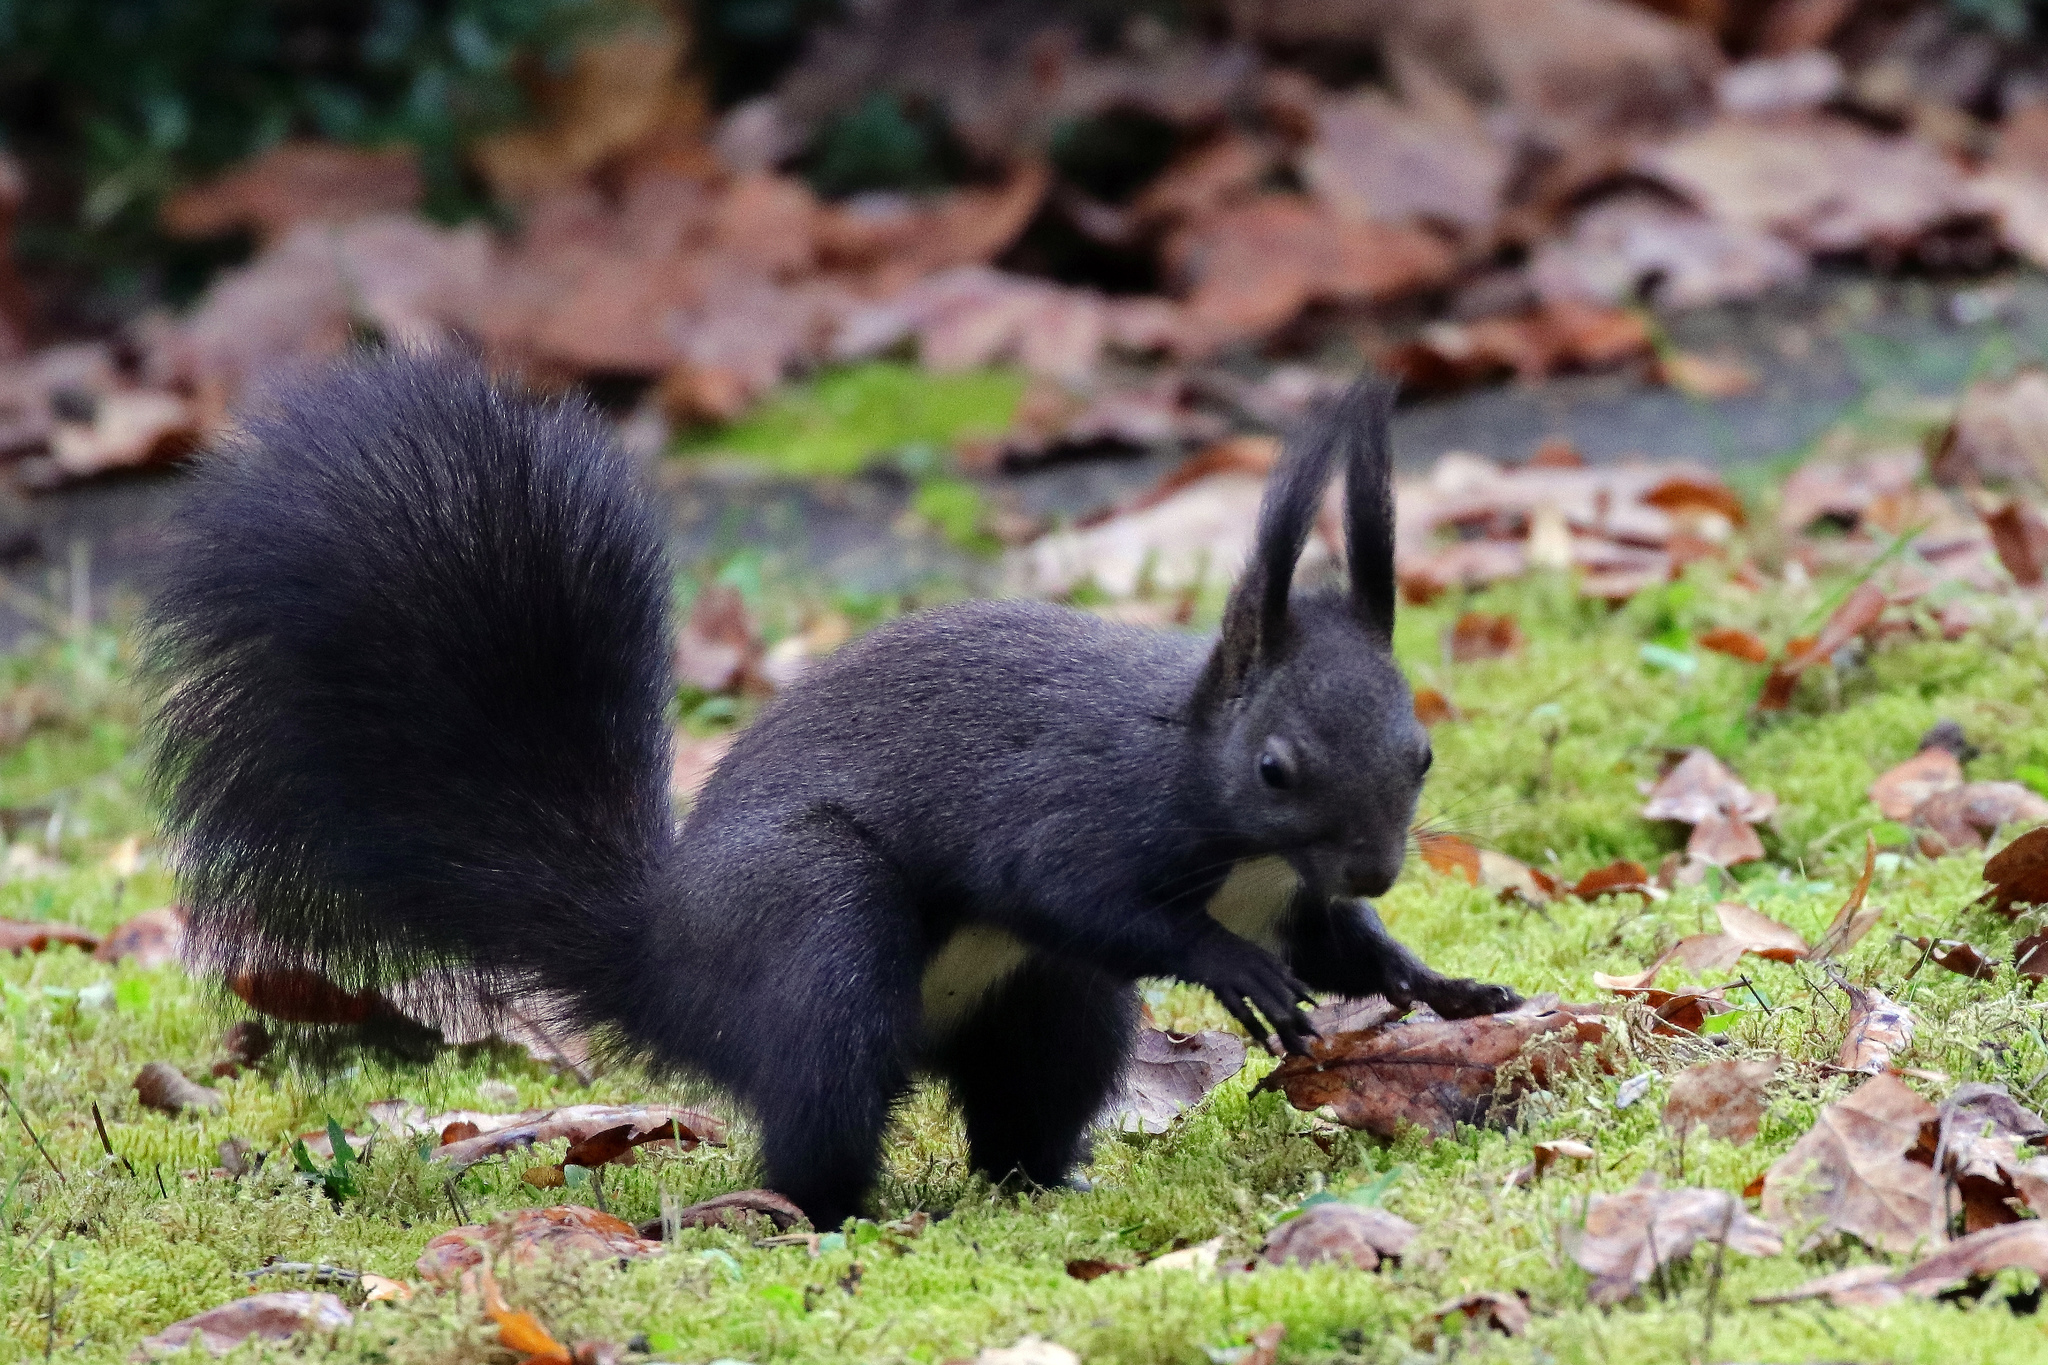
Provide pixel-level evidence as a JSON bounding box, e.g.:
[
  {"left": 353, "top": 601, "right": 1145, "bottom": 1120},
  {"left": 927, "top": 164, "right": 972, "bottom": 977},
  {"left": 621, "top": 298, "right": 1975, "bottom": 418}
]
[
  {"left": 1449, "top": 612, "right": 1525, "bottom": 662},
  {"left": 228, "top": 966, "right": 404, "bottom": 1026},
  {"left": 1836, "top": 979, "right": 1915, "bottom": 1074},
  {"left": 1869, "top": 748, "right": 1963, "bottom": 822},
  {"left": 0, "top": 918, "right": 98, "bottom": 955},
  {"left": 162, "top": 142, "right": 421, "bottom": 243},
  {"left": 637, "top": 1189, "right": 807, "bottom": 1238},
  {"left": 1911, "top": 937, "right": 1999, "bottom": 981},
  {"left": 1300, "top": 91, "right": 1509, "bottom": 238},
  {"left": 1259, "top": 995, "right": 1609, "bottom": 1140},
  {"left": 1163, "top": 196, "right": 1456, "bottom": 355},
  {"left": 2014, "top": 929, "right": 2048, "bottom": 981},
  {"left": 1762, "top": 1221, "right": 2048, "bottom": 1308},
  {"left": 1384, "top": 302, "right": 1652, "bottom": 396},
  {"left": 133, "top": 1062, "right": 224, "bottom": 1116},
  {"left": 1761, "top": 1072, "right": 1942, "bottom": 1253},
  {"left": 136, "top": 1291, "right": 353, "bottom": 1358},
  {"left": 1697, "top": 627, "right": 1770, "bottom": 663},
  {"left": 1663, "top": 1058, "right": 1777, "bottom": 1145},
  {"left": 1981, "top": 825, "right": 2048, "bottom": 917},
  {"left": 1639, "top": 115, "right": 1970, "bottom": 256},
  {"left": 1103, "top": 1028, "right": 1247, "bottom": 1134},
  {"left": 1572, "top": 1175, "right": 1783, "bottom": 1305},
  {"left": 1503, "top": 1137, "right": 1595, "bottom": 1189},
  {"left": 432, "top": 1104, "right": 726, "bottom": 1173},
  {"left": 675, "top": 585, "right": 761, "bottom": 694},
  {"left": 1757, "top": 580, "right": 1887, "bottom": 711},
  {"left": 1568, "top": 860, "right": 1654, "bottom": 901},
  {"left": 1639, "top": 748, "right": 1776, "bottom": 866},
  {"left": 1261, "top": 1202, "right": 1417, "bottom": 1271},
  {"left": 1531, "top": 195, "right": 1806, "bottom": 311},
  {"left": 1063, "top": 1258, "right": 1131, "bottom": 1281},
  {"left": 1777, "top": 451, "right": 1923, "bottom": 534},
  {"left": 476, "top": 1263, "right": 572, "bottom": 1365},
  {"left": 1913, "top": 782, "right": 2048, "bottom": 856},
  {"left": 93, "top": 905, "right": 186, "bottom": 969},
  {"left": 1808, "top": 834, "right": 1881, "bottom": 961},
  {"left": 416, "top": 1205, "right": 664, "bottom": 1287},
  {"left": 1929, "top": 367, "right": 2048, "bottom": 488},
  {"left": 1980, "top": 498, "right": 2048, "bottom": 587},
  {"left": 1413, "top": 833, "right": 1560, "bottom": 904},
  {"left": 1935, "top": 1083, "right": 2048, "bottom": 1232},
  {"left": 1412, "top": 687, "right": 1460, "bottom": 726},
  {"left": 1425, "top": 1289, "right": 1532, "bottom": 1342},
  {"left": 1240, "top": 1324, "right": 1284, "bottom": 1365}
]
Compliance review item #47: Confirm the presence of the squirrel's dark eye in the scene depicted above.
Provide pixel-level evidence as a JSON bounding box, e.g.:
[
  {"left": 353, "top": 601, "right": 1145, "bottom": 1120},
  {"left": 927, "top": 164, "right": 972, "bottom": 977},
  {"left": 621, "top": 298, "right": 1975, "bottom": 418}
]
[{"left": 1258, "top": 749, "right": 1292, "bottom": 790}]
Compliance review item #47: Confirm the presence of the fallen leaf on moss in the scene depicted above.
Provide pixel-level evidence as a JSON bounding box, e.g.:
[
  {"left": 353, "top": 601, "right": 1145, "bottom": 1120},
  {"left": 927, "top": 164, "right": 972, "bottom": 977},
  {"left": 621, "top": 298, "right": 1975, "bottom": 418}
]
[
  {"left": 1063, "top": 1258, "right": 1131, "bottom": 1281},
  {"left": 133, "top": 1062, "right": 223, "bottom": 1116},
  {"left": 1758, "top": 580, "right": 1889, "bottom": 711},
  {"left": 0, "top": 918, "right": 98, "bottom": 955},
  {"left": 1571, "top": 1175, "right": 1782, "bottom": 1305},
  {"left": 431, "top": 1104, "right": 727, "bottom": 1173},
  {"left": 1981, "top": 497, "right": 2048, "bottom": 586},
  {"left": 93, "top": 906, "right": 185, "bottom": 969},
  {"left": 1761, "top": 1072, "right": 1942, "bottom": 1253},
  {"left": 1503, "top": 1137, "right": 1595, "bottom": 1190},
  {"left": 1412, "top": 687, "right": 1459, "bottom": 726},
  {"left": 1448, "top": 611, "right": 1525, "bottom": 662},
  {"left": 1981, "top": 825, "right": 2048, "bottom": 917},
  {"left": 1259, "top": 995, "right": 1609, "bottom": 1140},
  {"left": 1639, "top": 748, "right": 1777, "bottom": 867},
  {"left": 416, "top": 1206, "right": 664, "bottom": 1287},
  {"left": 1869, "top": 748, "right": 1964, "bottom": 822},
  {"left": 2014, "top": 929, "right": 2048, "bottom": 980},
  {"left": 136, "top": 1291, "right": 352, "bottom": 1358},
  {"left": 1669, "top": 902, "right": 1808, "bottom": 974},
  {"left": 1260, "top": 1202, "right": 1416, "bottom": 1271},
  {"left": 1567, "top": 860, "right": 1655, "bottom": 901},
  {"left": 476, "top": 1263, "right": 572, "bottom": 1365},
  {"left": 637, "top": 1188, "right": 807, "bottom": 1238},
  {"left": 1912, "top": 782, "right": 2048, "bottom": 856},
  {"left": 1696, "top": 626, "right": 1770, "bottom": 663},
  {"left": 1384, "top": 302, "right": 1652, "bottom": 395},
  {"left": 1808, "top": 835, "right": 1881, "bottom": 961},
  {"left": 1425, "top": 1289, "right": 1531, "bottom": 1341},
  {"left": 1912, "top": 937, "right": 1999, "bottom": 981},
  {"left": 1102, "top": 1028, "right": 1246, "bottom": 1134},
  {"left": 1760, "top": 1220, "right": 2048, "bottom": 1307},
  {"left": 1662, "top": 1058, "right": 1776, "bottom": 1144}
]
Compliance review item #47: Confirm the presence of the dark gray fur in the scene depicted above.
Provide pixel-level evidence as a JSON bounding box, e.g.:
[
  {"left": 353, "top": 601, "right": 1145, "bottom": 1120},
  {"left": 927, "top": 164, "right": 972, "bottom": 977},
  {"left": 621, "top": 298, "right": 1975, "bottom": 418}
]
[{"left": 147, "top": 353, "right": 1517, "bottom": 1229}]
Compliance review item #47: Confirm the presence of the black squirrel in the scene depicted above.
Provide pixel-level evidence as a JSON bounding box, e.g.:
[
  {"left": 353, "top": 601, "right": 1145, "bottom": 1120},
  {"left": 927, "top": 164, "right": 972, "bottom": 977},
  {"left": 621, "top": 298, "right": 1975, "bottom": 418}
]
[{"left": 147, "top": 353, "right": 1519, "bottom": 1229}]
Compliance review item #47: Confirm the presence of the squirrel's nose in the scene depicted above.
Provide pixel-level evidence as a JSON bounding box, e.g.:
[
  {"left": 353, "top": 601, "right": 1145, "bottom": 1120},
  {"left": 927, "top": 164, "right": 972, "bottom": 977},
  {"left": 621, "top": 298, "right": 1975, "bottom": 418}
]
[{"left": 1340, "top": 846, "right": 1401, "bottom": 898}]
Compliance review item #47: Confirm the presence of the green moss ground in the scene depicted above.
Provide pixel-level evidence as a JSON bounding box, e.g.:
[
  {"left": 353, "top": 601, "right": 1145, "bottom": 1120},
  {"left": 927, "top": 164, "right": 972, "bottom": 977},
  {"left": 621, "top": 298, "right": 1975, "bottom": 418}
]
[{"left": 6, "top": 544, "right": 2048, "bottom": 1364}]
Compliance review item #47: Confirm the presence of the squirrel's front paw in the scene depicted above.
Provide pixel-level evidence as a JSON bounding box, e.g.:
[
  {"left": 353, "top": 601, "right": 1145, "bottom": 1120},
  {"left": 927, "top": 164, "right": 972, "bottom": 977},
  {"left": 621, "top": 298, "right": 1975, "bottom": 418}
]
[
  {"left": 1414, "top": 976, "right": 1520, "bottom": 1020},
  {"left": 1184, "top": 934, "right": 1318, "bottom": 1055}
]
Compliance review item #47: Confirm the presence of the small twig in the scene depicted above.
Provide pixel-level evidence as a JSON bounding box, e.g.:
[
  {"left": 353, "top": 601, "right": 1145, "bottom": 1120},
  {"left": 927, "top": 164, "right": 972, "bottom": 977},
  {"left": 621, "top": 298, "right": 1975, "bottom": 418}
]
[
  {"left": 243, "top": 1262, "right": 361, "bottom": 1284},
  {"left": 44, "top": 1250, "right": 57, "bottom": 1364},
  {"left": 154, "top": 1163, "right": 167, "bottom": 1199},
  {"left": 89, "top": 1102, "right": 134, "bottom": 1176},
  {"left": 1699, "top": 1198, "right": 1735, "bottom": 1362},
  {"left": 445, "top": 1175, "right": 470, "bottom": 1226},
  {"left": 0, "top": 1078, "right": 63, "bottom": 1184}
]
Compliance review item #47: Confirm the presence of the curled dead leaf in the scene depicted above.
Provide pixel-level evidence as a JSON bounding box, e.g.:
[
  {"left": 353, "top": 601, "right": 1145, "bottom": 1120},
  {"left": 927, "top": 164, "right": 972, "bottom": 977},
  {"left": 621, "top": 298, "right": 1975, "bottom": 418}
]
[
  {"left": 1911, "top": 937, "right": 1999, "bottom": 981},
  {"left": 1981, "top": 825, "right": 2048, "bottom": 917},
  {"left": 1761, "top": 1072, "right": 1942, "bottom": 1253},
  {"left": 1696, "top": 626, "right": 1770, "bottom": 663},
  {"left": 1912, "top": 782, "right": 2048, "bottom": 857},
  {"left": 1260, "top": 995, "right": 1609, "bottom": 1140},
  {"left": 1425, "top": 1289, "right": 1531, "bottom": 1342},
  {"left": 1572, "top": 1175, "right": 1782, "bottom": 1305},
  {"left": 1448, "top": 612, "right": 1525, "bottom": 662},
  {"left": 1261, "top": 1202, "right": 1416, "bottom": 1271},
  {"left": 1835, "top": 978, "right": 1915, "bottom": 1074},
  {"left": 1756, "top": 580, "right": 1887, "bottom": 712},
  {"left": 1639, "top": 748, "right": 1776, "bottom": 867},
  {"left": 1761, "top": 1220, "right": 2048, "bottom": 1308},
  {"left": 1503, "top": 1137, "right": 1595, "bottom": 1190},
  {"left": 136, "top": 1291, "right": 352, "bottom": 1358},
  {"left": 639, "top": 1188, "right": 807, "bottom": 1238},
  {"left": 416, "top": 1205, "right": 663, "bottom": 1288},
  {"left": 1102, "top": 1028, "right": 1246, "bottom": 1134},
  {"left": 0, "top": 918, "right": 98, "bottom": 955},
  {"left": 431, "top": 1104, "right": 727, "bottom": 1173},
  {"left": 1662, "top": 1058, "right": 1777, "bottom": 1145},
  {"left": 133, "top": 1062, "right": 223, "bottom": 1116},
  {"left": 1869, "top": 748, "right": 1963, "bottom": 823}
]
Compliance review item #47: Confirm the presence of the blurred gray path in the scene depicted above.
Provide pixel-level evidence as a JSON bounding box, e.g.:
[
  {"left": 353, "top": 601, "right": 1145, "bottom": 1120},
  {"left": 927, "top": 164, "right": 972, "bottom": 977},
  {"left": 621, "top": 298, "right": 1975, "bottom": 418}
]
[{"left": 11, "top": 269, "right": 2048, "bottom": 641}]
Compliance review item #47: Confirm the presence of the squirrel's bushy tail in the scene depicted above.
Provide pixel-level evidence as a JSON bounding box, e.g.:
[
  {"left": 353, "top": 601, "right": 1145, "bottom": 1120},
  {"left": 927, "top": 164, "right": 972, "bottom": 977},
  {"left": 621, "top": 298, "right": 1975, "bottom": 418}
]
[{"left": 148, "top": 353, "right": 674, "bottom": 1032}]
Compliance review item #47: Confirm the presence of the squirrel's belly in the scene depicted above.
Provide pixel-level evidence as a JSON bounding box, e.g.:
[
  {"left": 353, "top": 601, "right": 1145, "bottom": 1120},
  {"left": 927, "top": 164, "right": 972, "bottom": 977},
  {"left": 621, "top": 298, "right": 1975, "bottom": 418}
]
[
  {"left": 1203, "top": 856, "right": 1299, "bottom": 952},
  {"left": 921, "top": 923, "right": 1032, "bottom": 1036}
]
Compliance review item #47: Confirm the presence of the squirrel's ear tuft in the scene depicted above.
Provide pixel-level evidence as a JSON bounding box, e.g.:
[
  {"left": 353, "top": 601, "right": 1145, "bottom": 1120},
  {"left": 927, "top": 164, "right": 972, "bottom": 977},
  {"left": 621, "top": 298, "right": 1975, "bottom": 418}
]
[
  {"left": 1339, "top": 377, "right": 1398, "bottom": 638},
  {"left": 1197, "top": 379, "right": 1370, "bottom": 707}
]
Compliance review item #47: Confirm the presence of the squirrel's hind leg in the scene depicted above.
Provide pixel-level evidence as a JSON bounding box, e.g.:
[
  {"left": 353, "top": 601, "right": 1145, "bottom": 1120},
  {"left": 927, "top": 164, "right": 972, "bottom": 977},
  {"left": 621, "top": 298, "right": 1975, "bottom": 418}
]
[
  {"left": 932, "top": 959, "right": 1137, "bottom": 1190},
  {"left": 690, "top": 822, "right": 923, "bottom": 1231}
]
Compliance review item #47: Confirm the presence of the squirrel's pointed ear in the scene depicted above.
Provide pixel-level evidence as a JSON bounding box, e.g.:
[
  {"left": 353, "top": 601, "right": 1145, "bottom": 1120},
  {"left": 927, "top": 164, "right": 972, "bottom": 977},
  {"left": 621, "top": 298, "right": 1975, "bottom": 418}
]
[
  {"left": 1341, "top": 377, "right": 1398, "bottom": 638},
  {"left": 1196, "top": 384, "right": 1355, "bottom": 707}
]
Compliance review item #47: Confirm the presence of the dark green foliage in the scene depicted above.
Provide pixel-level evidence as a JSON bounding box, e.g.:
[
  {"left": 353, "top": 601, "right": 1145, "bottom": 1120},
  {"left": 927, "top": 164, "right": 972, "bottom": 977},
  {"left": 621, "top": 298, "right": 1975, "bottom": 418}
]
[{"left": 0, "top": 0, "right": 619, "bottom": 294}]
